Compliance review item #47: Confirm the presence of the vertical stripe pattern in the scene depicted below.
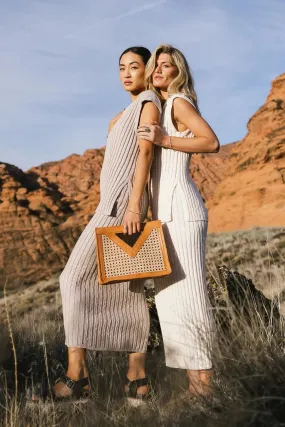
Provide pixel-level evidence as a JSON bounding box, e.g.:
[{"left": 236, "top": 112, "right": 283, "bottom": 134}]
[
  {"left": 60, "top": 189, "right": 150, "bottom": 351},
  {"left": 60, "top": 90, "right": 161, "bottom": 352},
  {"left": 151, "top": 93, "right": 214, "bottom": 370},
  {"left": 97, "top": 90, "right": 161, "bottom": 216},
  {"left": 154, "top": 193, "right": 214, "bottom": 369},
  {"left": 151, "top": 93, "right": 208, "bottom": 222}
]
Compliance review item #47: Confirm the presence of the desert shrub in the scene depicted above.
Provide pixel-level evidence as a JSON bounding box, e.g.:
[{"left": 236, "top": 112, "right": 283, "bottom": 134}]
[
  {"left": 1, "top": 228, "right": 285, "bottom": 426},
  {"left": 1, "top": 270, "right": 285, "bottom": 427}
]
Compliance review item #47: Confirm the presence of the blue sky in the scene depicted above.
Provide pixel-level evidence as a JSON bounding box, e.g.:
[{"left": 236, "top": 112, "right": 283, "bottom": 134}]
[{"left": 1, "top": 0, "right": 284, "bottom": 171}]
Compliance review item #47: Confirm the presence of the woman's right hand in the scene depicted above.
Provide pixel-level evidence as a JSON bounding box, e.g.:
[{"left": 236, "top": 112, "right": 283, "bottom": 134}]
[
  {"left": 123, "top": 210, "right": 141, "bottom": 235},
  {"left": 137, "top": 121, "right": 164, "bottom": 146}
]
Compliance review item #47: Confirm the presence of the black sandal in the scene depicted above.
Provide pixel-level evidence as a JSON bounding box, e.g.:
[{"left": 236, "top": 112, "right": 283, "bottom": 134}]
[
  {"left": 125, "top": 376, "right": 153, "bottom": 405},
  {"left": 53, "top": 375, "right": 90, "bottom": 402},
  {"left": 28, "top": 375, "right": 90, "bottom": 404}
]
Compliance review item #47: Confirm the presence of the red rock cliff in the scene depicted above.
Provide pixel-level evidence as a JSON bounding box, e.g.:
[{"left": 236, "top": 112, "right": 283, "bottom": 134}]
[{"left": 207, "top": 73, "right": 285, "bottom": 232}]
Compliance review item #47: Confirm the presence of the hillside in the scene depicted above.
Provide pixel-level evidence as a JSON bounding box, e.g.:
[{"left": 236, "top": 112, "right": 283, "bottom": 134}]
[
  {"left": 0, "top": 146, "right": 230, "bottom": 288},
  {"left": 207, "top": 73, "right": 285, "bottom": 232},
  {"left": 1, "top": 72, "right": 285, "bottom": 287}
]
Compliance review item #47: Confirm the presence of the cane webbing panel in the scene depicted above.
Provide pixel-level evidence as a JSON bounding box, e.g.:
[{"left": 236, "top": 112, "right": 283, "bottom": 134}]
[{"left": 102, "top": 229, "right": 165, "bottom": 278}]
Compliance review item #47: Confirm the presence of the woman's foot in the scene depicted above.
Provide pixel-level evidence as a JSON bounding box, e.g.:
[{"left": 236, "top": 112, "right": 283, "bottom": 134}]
[
  {"left": 125, "top": 375, "right": 150, "bottom": 397},
  {"left": 53, "top": 362, "right": 90, "bottom": 399},
  {"left": 187, "top": 369, "right": 213, "bottom": 397},
  {"left": 29, "top": 348, "right": 90, "bottom": 402},
  {"left": 124, "top": 375, "right": 153, "bottom": 407},
  {"left": 30, "top": 370, "right": 90, "bottom": 402},
  {"left": 126, "top": 353, "right": 151, "bottom": 405},
  {"left": 52, "top": 348, "right": 90, "bottom": 399},
  {"left": 52, "top": 375, "right": 90, "bottom": 400}
]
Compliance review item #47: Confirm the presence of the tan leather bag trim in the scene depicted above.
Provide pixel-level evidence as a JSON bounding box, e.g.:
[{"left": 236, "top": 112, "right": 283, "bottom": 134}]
[
  {"left": 95, "top": 220, "right": 162, "bottom": 258},
  {"left": 99, "top": 268, "right": 171, "bottom": 285},
  {"left": 95, "top": 220, "right": 161, "bottom": 235},
  {"left": 95, "top": 234, "right": 105, "bottom": 284},
  {"left": 95, "top": 220, "right": 172, "bottom": 285},
  {"left": 157, "top": 226, "right": 172, "bottom": 274}
]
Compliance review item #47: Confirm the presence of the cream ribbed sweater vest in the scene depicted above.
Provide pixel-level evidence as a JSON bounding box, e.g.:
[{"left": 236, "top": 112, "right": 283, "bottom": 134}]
[{"left": 150, "top": 93, "right": 208, "bottom": 222}]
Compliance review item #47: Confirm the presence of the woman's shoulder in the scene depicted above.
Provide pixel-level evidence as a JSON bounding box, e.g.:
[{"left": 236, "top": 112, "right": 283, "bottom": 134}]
[
  {"left": 138, "top": 90, "right": 161, "bottom": 105},
  {"left": 137, "top": 90, "right": 162, "bottom": 114},
  {"left": 169, "top": 93, "right": 196, "bottom": 109}
]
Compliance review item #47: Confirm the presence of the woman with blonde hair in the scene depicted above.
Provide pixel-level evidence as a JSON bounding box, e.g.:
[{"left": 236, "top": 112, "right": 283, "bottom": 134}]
[{"left": 137, "top": 44, "right": 219, "bottom": 395}]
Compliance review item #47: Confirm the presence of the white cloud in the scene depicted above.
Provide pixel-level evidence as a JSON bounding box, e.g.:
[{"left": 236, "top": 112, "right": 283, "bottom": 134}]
[{"left": 65, "top": 0, "right": 167, "bottom": 39}]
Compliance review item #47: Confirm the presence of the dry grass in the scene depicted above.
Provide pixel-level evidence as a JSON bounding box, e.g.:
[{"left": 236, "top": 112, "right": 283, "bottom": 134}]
[
  {"left": 0, "top": 227, "right": 285, "bottom": 427},
  {"left": 206, "top": 227, "right": 285, "bottom": 301}
]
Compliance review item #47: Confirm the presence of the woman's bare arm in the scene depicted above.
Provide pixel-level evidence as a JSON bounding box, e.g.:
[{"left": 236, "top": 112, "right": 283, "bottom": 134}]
[
  {"left": 137, "top": 98, "right": 219, "bottom": 154},
  {"left": 123, "top": 102, "right": 160, "bottom": 235}
]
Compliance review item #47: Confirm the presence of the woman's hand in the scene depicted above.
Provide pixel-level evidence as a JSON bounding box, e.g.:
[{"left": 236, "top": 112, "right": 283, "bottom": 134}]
[
  {"left": 123, "top": 210, "right": 141, "bottom": 235},
  {"left": 137, "top": 121, "right": 164, "bottom": 146}
]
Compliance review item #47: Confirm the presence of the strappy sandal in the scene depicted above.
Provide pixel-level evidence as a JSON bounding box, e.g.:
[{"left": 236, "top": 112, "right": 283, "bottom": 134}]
[
  {"left": 28, "top": 375, "right": 90, "bottom": 404},
  {"left": 125, "top": 376, "right": 153, "bottom": 407},
  {"left": 52, "top": 375, "right": 90, "bottom": 402}
]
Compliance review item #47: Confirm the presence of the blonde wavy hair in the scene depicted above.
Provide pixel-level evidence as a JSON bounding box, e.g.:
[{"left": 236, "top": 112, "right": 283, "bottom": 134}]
[{"left": 145, "top": 44, "right": 200, "bottom": 114}]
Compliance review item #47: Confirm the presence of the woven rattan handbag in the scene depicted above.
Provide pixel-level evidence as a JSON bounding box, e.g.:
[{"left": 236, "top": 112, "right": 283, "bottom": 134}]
[{"left": 95, "top": 220, "right": 172, "bottom": 285}]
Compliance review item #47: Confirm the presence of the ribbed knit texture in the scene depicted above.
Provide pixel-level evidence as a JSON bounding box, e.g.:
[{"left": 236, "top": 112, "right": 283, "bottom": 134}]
[
  {"left": 151, "top": 93, "right": 208, "bottom": 222},
  {"left": 60, "top": 185, "right": 150, "bottom": 351},
  {"left": 151, "top": 93, "right": 214, "bottom": 369},
  {"left": 97, "top": 90, "right": 161, "bottom": 216},
  {"left": 60, "top": 90, "right": 161, "bottom": 352}
]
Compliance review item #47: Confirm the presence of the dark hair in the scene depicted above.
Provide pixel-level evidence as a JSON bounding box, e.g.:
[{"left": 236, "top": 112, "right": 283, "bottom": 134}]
[{"left": 119, "top": 46, "right": 151, "bottom": 65}]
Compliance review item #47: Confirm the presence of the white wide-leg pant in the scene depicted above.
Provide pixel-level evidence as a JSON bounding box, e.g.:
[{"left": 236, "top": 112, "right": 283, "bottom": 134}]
[{"left": 154, "top": 193, "right": 214, "bottom": 370}]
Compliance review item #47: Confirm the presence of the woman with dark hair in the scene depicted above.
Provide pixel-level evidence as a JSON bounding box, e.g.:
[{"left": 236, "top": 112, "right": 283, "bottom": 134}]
[{"left": 47, "top": 46, "right": 161, "bottom": 402}]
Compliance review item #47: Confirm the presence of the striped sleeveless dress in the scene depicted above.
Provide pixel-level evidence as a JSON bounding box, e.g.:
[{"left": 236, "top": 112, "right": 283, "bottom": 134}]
[
  {"left": 150, "top": 93, "right": 214, "bottom": 370},
  {"left": 60, "top": 90, "right": 161, "bottom": 352}
]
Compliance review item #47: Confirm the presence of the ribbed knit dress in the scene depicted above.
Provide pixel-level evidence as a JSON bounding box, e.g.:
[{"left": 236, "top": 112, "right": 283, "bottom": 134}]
[
  {"left": 150, "top": 93, "right": 214, "bottom": 370},
  {"left": 60, "top": 90, "right": 161, "bottom": 352}
]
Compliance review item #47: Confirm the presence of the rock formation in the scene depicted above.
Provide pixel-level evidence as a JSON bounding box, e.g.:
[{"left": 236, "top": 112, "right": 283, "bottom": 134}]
[
  {"left": 1, "top": 72, "right": 284, "bottom": 287},
  {"left": 29, "top": 148, "right": 105, "bottom": 225},
  {"left": 0, "top": 161, "right": 83, "bottom": 289},
  {"left": 191, "top": 143, "right": 235, "bottom": 202},
  {"left": 0, "top": 145, "right": 229, "bottom": 288},
  {"left": 207, "top": 73, "right": 285, "bottom": 232}
]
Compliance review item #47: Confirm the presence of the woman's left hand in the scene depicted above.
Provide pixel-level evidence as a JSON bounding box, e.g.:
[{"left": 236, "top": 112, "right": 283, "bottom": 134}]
[{"left": 137, "top": 121, "right": 164, "bottom": 146}]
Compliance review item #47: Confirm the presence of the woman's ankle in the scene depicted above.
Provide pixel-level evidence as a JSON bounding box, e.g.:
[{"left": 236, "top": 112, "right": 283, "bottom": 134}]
[
  {"left": 126, "top": 369, "right": 147, "bottom": 381},
  {"left": 66, "top": 361, "right": 88, "bottom": 380},
  {"left": 125, "top": 373, "right": 149, "bottom": 397},
  {"left": 67, "top": 348, "right": 88, "bottom": 380}
]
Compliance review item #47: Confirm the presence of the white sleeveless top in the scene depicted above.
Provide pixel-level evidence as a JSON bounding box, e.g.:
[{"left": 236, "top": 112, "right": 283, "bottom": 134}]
[{"left": 150, "top": 93, "right": 208, "bottom": 222}]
